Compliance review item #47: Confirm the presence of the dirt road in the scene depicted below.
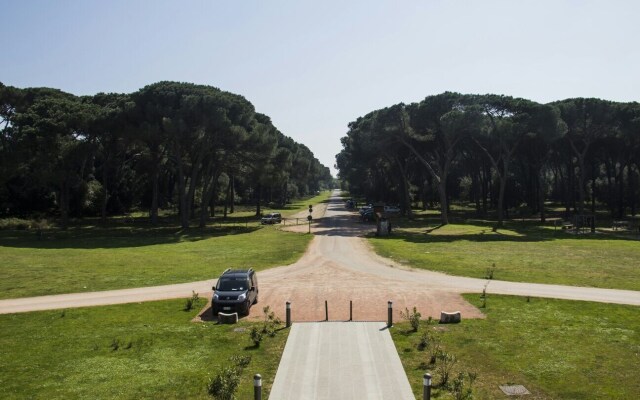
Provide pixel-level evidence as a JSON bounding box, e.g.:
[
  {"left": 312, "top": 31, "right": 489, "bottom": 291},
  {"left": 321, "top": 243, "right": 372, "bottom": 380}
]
[{"left": 1, "top": 190, "right": 639, "bottom": 318}]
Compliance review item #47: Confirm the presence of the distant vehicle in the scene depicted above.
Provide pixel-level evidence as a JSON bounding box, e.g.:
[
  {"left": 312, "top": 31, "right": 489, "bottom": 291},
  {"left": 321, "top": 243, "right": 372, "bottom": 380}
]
[
  {"left": 345, "top": 199, "right": 355, "bottom": 209},
  {"left": 361, "top": 208, "right": 376, "bottom": 222},
  {"left": 384, "top": 205, "right": 401, "bottom": 213},
  {"left": 359, "top": 205, "right": 372, "bottom": 215},
  {"left": 261, "top": 212, "right": 282, "bottom": 224},
  {"left": 212, "top": 268, "right": 258, "bottom": 316}
]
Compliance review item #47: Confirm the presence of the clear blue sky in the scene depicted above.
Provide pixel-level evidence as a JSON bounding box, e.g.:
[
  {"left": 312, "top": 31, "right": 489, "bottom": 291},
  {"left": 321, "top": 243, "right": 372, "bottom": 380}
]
[{"left": 2, "top": 1, "right": 639, "bottom": 176}]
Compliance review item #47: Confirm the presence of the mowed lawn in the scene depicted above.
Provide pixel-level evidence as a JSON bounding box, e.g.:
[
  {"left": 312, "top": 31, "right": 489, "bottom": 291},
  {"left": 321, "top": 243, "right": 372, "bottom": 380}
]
[
  {"left": 393, "top": 294, "right": 640, "bottom": 399},
  {"left": 0, "top": 225, "right": 311, "bottom": 299},
  {"left": 0, "top": 298, "right": 288, "bottom": 399},
  {"left": 370, "top": 221, "right": 640, "bottom": 291}
]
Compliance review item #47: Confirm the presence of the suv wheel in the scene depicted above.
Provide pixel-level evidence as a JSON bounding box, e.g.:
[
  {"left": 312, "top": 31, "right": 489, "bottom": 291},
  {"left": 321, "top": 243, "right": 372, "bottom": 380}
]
[{"left": 242, "top": 300, "right": 251, "bottom": 316}]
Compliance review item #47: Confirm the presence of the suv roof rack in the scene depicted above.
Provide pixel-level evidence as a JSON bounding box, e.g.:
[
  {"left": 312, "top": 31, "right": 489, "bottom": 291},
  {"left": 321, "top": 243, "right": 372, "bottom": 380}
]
[{"left": 221, "top": 268, "right": 253, "bottom": 275}]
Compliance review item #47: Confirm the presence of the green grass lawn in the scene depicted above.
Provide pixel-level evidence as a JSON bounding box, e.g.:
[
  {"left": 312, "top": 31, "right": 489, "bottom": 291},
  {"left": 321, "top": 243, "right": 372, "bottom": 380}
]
[
  {"left": 0, "top": 225, "right": 311, "bottom": 299},
  {"left": 0, "top": 298, "right": 288, "bottom": 399},
  {"left": 0, "top": 192, "right": 333, "bottom": 300},
  {"left": 392, "top": 295, "right": 640, "bottom": 399},
  {"left": 370, "top": 218, "right": 640, "bottom": 290}
]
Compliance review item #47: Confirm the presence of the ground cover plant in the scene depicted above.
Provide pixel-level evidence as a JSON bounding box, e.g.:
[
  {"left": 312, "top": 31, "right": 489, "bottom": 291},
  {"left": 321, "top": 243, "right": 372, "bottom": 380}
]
[
  {"left": 392, "top": 295, "right": 640, "bottom": 399},
  {"left": 369, "top": 211, "right": 640, "bottom": 291},
  {"left": 0, "top": 298, "right": 288, "bottom": 399},
  {"left": 0, "top": 224, "right": 311, "bottom": 300}
]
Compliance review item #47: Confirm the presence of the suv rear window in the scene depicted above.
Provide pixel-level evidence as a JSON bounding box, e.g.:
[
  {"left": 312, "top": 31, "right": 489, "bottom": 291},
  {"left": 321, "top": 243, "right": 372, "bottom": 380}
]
[{"left": 217, "top": 278, "right": 249, "bottom": 291}]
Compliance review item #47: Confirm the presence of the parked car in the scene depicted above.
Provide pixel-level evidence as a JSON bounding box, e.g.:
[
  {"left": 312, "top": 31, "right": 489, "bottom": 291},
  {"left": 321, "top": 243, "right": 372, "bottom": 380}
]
[
  {"left": 212, "top": 268, "right": 258, "bottom": 316},
  {"left": 261, "top": 212, "right": 282, "bottom": 224},
  {"left": 361, "top": 208, "right": 376, "bottom": 222},
  {"left": 359, "top": 205, "right": 372, "bottom": 215},
  {"left": 384, "top": 205, "right": 401, "bottom": 213}
]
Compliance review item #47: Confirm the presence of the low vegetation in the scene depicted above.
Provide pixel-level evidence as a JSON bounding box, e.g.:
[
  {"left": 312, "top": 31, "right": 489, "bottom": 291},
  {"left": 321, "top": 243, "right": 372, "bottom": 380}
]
[
  {"left": 0, "top": 298, "right": 289, "bottom": 399},
  {"left": 0, "top": 224, "right": 312, "bottom": 299},
  {"left": 0, "top": 190, "right": 331, "bottom": 300},
  {"left": 370, "top": 216, "right": 640, "bottom": 291},
  {"left": 392, "top": 295, "right": 640, "bottom": 399}
]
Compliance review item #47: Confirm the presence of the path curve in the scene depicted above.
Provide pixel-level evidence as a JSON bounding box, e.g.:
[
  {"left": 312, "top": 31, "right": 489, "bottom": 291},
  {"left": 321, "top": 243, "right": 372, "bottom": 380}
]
[{"left": 1, "top": 190, "right": 639, "bottom": 317}]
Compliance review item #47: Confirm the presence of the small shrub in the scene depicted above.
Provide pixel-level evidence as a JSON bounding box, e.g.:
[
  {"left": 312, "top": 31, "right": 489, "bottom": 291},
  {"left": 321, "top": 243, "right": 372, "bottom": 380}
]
[
  {"left": 427, "top": 335, "right": 441, "bottom": 364},
  {"left": 451, "top": 371, "right": 477, "bottom": 400},
  {"left": 480, "top": 281, "right": 490, "bottom": 308},
  {"left": 229, "top": 355, "right": 252, "bottom": 369},
  {"left": 417, "top": 332, "right": 429, "bottom": 351},
  {"left": 400, "top": 306, "right": 422, "bottom": 332},
  {"left": 184, "top": 291, "right": 200, "bottom": 311},
  {"left": 207, "top": 354, "right": 252, "bottom": 399},
  {"left": 261, "top": 306, "right": 282, "bottom": 337},
  {"left": 207, "top": 366, "right": 241, "bottom": 400},
  {"left": 436, "top": 352, "right": 457, "bottom": 387},
  {"left": 249, "top": 326, "right": 264, "bottom": 347},
  {"left": 110, "top": 339, "right": 120, "bottom": 351},
  {"left": 484, "top": 263, "right": 496, "bottom": 280}
]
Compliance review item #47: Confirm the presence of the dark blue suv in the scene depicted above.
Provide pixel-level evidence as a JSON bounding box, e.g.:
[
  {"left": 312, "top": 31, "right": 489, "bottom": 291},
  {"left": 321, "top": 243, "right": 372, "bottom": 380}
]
[{"left": 212, "top": 268, "right": 258, "bottom": 316}]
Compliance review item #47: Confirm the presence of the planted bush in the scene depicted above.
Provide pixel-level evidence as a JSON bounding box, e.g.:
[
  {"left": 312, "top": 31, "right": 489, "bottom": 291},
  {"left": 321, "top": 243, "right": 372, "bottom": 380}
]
[
  {"left": 184, "top": 291, "right": 200, "bottom": 311},
  {"left": 400, "top": 306, "right": 422, "bottom": 332},
  {"left": 207, "top": 354, "right": 252, "bottom": 399}
]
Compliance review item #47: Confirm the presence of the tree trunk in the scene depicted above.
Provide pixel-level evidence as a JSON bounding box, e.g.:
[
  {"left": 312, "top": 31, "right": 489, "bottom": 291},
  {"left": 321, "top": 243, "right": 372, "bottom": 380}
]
[
  {"left": 497, "top": 172, "right": 507, "bottom": 227},
  {"left": 563, "top": 159, "right": 571, "bottom": 215},
  {"left": 400, "top": 140, "right": 449, "bottom": 225},
  {"left": 630, "top": 164, "right": 637, "bottom": 216},
  {"left": 591, "top": 162, "right": 596, "bottom": 216},
  {"left": 174, "top": 142, "right": 189, "bottom": 229},
  {"left": 604, "top": 160, "right": 615, "bottom": 217},
  {"left": 101, "top": 156, "right": 109, "bottom": 224},
  {"left": 617, "top": 164, "right": 626, "bottom": 218},
  {"left": 223, "top": 177, "right": 232, "bottom": 219},
  {"left": 199, "top": 171, "right": 219, "bottom": 228},
  {"left": 230, "top": 175, "right": 235, "bottom": 214},
  {"left": 255, "top": 183, "right": 262, "bottom": 217},
  {"left": 481, "top": 163, "right": 489, "bottom": 216},
  {"left": 150, "top": 162, "right": 160, "bottom": 226},
  {"left": 437, "top": 179, "right": 449, "bottom": 225},
  {"left": 472, "top": 172, "right": 481, "bottom": 215},
  {"left": 59, "top": 179, "right": 70, "bottom": 230},
  {"left": 538, "top": 166, "right": 546, "bottom": 223},
  {"left": 421, "top": 179, "right": 429, "bottom": 211},
  {"left": 576, "top": 155, "right": 586, "bottom": 216},
  {"left": 395, "top": 158, "right": 413, "bottom": 218}
]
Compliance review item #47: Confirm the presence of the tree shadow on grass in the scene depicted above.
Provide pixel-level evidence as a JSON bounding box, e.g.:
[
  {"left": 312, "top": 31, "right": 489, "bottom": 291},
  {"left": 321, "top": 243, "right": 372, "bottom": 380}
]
[
  {"left": 379, "top": 214, "right": 637, "bottom": 244},
  {"left": 0, "top": 223, "right": 262, "bottom": 250}
]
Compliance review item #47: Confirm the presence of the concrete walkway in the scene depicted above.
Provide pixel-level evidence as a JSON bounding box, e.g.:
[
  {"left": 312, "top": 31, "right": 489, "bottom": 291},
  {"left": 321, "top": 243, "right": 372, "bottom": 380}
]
[
  {"left": 0, "top": 280, "right": 216, "bottom": 314},
  {"left": 270, "top": 322, "right": 414, "bottom": 400}
]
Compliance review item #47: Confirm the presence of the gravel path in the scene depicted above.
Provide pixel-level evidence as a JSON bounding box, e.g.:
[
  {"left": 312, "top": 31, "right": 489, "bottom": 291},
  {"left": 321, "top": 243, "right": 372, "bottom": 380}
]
[{"left": 1, "top": 190, "right": 639, "bottom": 317}]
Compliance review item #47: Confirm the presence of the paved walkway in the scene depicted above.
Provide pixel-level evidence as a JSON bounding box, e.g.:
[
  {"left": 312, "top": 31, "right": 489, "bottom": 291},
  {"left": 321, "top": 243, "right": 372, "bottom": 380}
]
[{"left": 269, "top": 322, "right": 414, "bottom": 400}]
